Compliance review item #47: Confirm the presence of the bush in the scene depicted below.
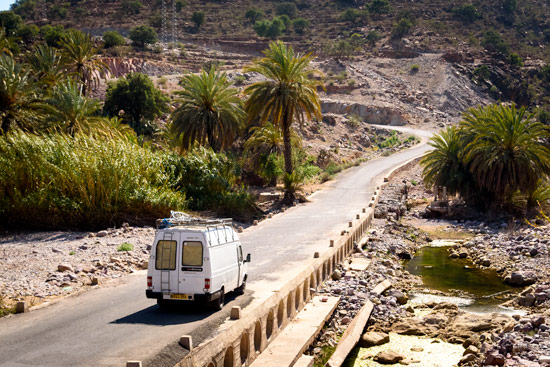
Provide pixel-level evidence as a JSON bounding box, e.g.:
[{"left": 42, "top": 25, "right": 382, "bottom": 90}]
[
  {"left": 104, "top": 72, "right": 169, "bottom": 135},
  {"left": 121, "top": 0, "right": 142, "bottom": 14},
  {"left": 175, "top": 0, "right": 185, "bottom": 12},
  {"left": 40, "top": 24, "right": 65, "bottom": 47},
  {"left": 0, "top": 132, "right": 186, "bottom": 230},
  {"left": 340, "top": 8, "right": 368, "bottom": 24},
  {"left": 276, "top": 2, "right": 298, "bottom": 19},
  {"left": 15, "top": 23, "right": 39, "bottom": 43},
  {"left": 117, "top": 243, "right": 134, "bottom": 251},
  {"left": 0, "top": 11, "right": 22, "bottom": 36},
  {"left": 366, "top": 30, "right": 381, "bottom": 46},
  {"left": 103, "top": 30, "right": 125, "bottom": 48},
  {"left": 369, "top": 0, "right": 390, "bottom": 16},
  {"left": 48, "top": 4, "right": 68, "bottom": 20},
  {"left": 277, "top": 14, "right": 291, "bottom": 30},
  {"left": 11, "top": 0, "right": 37, "bottom": 19},
  {"left": 473, "top": 64, "right": 490, "bottom": 82},
  {"left": 129, "top": 25, "right": 158, "bottom": 48},
  {"left": 452, "top": 4, "right": 480, "bottom": 23},
  {"left": 292, "top": 17, "right": 309, "bottom": 34},
  {"left": 410, "top": 64, "right": 419, "bottom": 73},
  {"left": 254, "top": 18, "right": 284, "bottom": 38},
  {"left": 509, "top": 52, "right": 523, "bottom": 67},
  {"left": 391, "top": 18, "right": 413, "bottom": 39},
  {"left": 481, "top": 29, "right": 509, "bottom": 55},
  {"left": 191, "top": 11, "right": 205, "bottom": 30},
  {"left": 245, "top": 8, "right": 264, "bottom": 23}
]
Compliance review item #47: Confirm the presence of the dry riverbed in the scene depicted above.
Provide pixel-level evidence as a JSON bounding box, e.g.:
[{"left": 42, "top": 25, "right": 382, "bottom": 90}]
[{"left": 307, "top": 162, "right": 550, "bottom": 367}]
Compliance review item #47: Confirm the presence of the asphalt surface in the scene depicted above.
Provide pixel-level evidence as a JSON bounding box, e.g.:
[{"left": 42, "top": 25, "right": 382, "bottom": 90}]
[{"left": 0, "top": 127, "right": 431, "bottom": 367}]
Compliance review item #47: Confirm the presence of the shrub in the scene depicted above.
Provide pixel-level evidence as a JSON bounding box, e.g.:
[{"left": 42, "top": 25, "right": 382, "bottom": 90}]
[
  {"left": 122, "top": 0, "right": 142, "bottom": 14},
  {"left": 292, "top": 17, "right": 309, "bottom": 34},
  {"left": 11, "top": 0, "right": 37, "bottom": 19},
  {"left": 0, "top": 132, "right": 186, "bottom": 230},
  {"left": 245, "top": 8, "right": 264, "bottom": 23},
  {"left": 254, "top": 18, "right": 284, "bottom": 38},
  {"left": 481, "top": 29, "right": 509, "bottom": 55},
  {"left": 509, "top": 52, "right": 523, "bottom": 67},
  {"left": 473, "top": 64, "right": 490, "bottom": 82},
  {"left": 366, "top": 30, "right": 381, "bottom": 46},
  {"left": 117, "top": 243, "right": 134, "bottom": 251},
  {"left": 48, "top": 4, "right": 68, "bottom": 19},
  {"left": 410, "top": 64, "right": 420, "bottom": 73},
  {"left": 103, "top": 30, "right": 125, "bottom": 48},
  {"left": 276, "top": 2, "right": 298, "bottom": 19},
  {"left": 277, "top": 14, "right": 291, "bottom": 30},
  {"left": 129, "top": 25, "right": 158, "bottom": 48},
  {"left": 15, "top": 23, "right": 39, "bottom": 43},
  {"left": 369, "top": 0, "right": 390, "bottom": 16},
  {"left": 0, "top": 11, "right": 22, "bottom": 36},
  {"left": 340, "top": 9, "right": 368, "bottom": 24},
  {"left": 452, "top": 4, "right": 480, "bottom": 23},
  {"left": 191, "top": 11, "right": 205, "bottom": 30},
  {"left": 391, "top": 18, "right": 413, "bottom": 39},
  {"left": 40, "top": 24, "right": 65, "bottom": 47},
  {"left": 104, "top": 72, "right": 169, "bottom": 135},
  {"left": 175, "top": 0, "right": 185, "bottom": 12}
]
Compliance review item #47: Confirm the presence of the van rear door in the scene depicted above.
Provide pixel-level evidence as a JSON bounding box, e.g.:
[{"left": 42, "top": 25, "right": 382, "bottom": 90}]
[
  {"left": 153, "top": 231, "right": 180, "bottom": 296},
  {"left": 178, "top": 238, "right": 206, "bottom": 296}
]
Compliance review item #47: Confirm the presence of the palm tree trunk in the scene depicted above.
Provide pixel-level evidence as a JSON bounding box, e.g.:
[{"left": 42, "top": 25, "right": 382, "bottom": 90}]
[{"left": 282, "top": 111, "right": 294, "bottom": 203}]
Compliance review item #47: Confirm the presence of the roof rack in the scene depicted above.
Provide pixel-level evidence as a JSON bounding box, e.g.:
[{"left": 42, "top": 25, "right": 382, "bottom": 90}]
[{"left": 156, "top": 211, "right": 233, "bottom": 229}]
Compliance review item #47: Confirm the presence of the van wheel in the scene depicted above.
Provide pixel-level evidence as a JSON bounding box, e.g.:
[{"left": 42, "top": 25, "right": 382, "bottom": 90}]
[
  {"left": 211, "top": 289, "right": 225, "bottom": 311},
  {"left": 236, "top": 276, "right": 247, "bottom": 295}
]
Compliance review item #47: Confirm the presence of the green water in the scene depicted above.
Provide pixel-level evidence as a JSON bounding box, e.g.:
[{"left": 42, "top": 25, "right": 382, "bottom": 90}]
[{"left": 404, "top": 246, "right": 519, "bottom": 313}]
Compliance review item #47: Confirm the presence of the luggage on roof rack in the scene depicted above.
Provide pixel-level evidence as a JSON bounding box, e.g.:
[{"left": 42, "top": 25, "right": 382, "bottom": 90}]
[{"left": 156, "top": 211, "right": 233, "bottom": 229}]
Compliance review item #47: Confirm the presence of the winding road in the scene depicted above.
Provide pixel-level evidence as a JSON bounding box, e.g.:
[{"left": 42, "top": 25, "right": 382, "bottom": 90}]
[{"left": 0, "top": 126, "right": 432, "bottom": 367}]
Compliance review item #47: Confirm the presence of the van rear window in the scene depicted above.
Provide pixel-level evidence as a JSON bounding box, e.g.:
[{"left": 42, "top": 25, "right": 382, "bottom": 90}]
[
  {"left": 183, "top": 241, "right": 203, "bottom": 267},
  {"left": 155, "top": 240, "right": 177, "bottom": 270}
]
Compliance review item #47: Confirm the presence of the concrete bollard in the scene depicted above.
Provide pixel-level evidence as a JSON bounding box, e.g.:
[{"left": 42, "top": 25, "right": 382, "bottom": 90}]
[
  {"left": 230, "top": 306, "right": 241, "bottom": 320},
  {"left": 356, "top": 214, "right": 360, "bottom": 219},
  {"left": 15, "top": 301, "right": 27, "bottom": 314},
  {"left": 126, "top": 362, "right": 142, "bottom": 367},
  {"left": 362, "top": 208, "right": 366, "bottom": 213},
  {"left": 313, "top": 252, "right": 320, "bottom": 258},
  {"left": 368, "top": 202, "right": 373, "bottom": 207},
  {"left": 329, "top": 240, "right": 334, "bottom": 247},
  {"left": 179, "top": 335, "right": 193, "bottom": 351},
  {"left": 348, "top": 221, "right": 352, "bottom": 228}
]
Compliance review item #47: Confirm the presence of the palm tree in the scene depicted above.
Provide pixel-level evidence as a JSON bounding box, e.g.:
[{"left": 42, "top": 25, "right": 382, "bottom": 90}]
[
  {"left": 0, "top": 54, "right": 42, "bottom": 134},
  {"left": 244, "top": 41, "right": 323, "bottom": 201},
  {"left": 43, "top": 79, "right": 102, "bottom": 136},
  {"left": 59, "top": 30, "right": 108, "bottom": 95},
  {"left": 420, "top": 126, "right": 476, "bottom": 198},
  {"left": 461, "top": 103, "right": 550, "bottom": 200},
  {"left": 26, "top": 45, "right": 66, "bottom": 87},
  {"left": 170, "top": 67, "right": 245, "bottom": 152}
]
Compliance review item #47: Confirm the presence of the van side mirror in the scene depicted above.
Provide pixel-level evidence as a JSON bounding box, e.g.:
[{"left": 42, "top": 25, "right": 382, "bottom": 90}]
[{"left": 245, "top": 253, "right": 251, "bottom": 263}]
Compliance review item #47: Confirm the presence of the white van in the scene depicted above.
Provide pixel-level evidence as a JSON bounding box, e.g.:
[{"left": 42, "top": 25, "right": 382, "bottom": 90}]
[{"left": 146, "top": 212, "right": 250, "bottom": 310}]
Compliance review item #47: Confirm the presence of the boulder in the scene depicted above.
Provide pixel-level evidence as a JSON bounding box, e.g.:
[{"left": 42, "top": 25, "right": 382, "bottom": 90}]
[
  {"left": 359, "top": 332, "right": 390, "bottom": 347},
  {"left": 484, "top": 353, "right": 505, "bottom": 366},
  {"left": 459, "top": 353, "right": 476, "bottom": 364},
  {"left": 97, "top": 230, "right": 108, "bottom": 237},
  {"left": 518, "top": 293, "right": 536, "bottom": 307},
  {"left": 57, "top": 263, "right": 74, "bottom": 273},
  {"left": 390, "top": 290, "right": 408, "bottom": 305},
  {"left": 331, "top": 270, "right": 342, "bottom": 281},
  {"left": 423, "top": 313, "right": 448, "bottom": 325},
  {"left": 373, "top": 351, "right": 404, "bottom": 364},
  {"left": 507, "top": 271, "right": 537, "bottom": 286}
]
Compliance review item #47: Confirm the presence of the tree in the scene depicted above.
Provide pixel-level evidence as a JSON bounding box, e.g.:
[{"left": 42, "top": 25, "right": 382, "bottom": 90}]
[
  {"left": 340, "top": 9, "right": 368, "bottom": 24},
  {"left": 292, "top": 18, "right": 309, "bottom": 34},
  {"left": 129, "top": 25, "right": 158, "bottom": 48},
  {"left": 40, "top": 25, "right": 65, "bottom": 47},
  {"left": 16, "top": 24, "right": 39, "bottom": 43},
  {"left": 420, "top": 126, "right": 476, "bottom": 197},
  {"left": 244, "top": 41, "right": 323, "bottom": 201},
  {"left": 452, "top": 4, "right": 480, "bottom": 23},
  {"left": 245, "top": 8, "right": 264, "bottom": 24},
  {"left": 103, "top": 30, "right": 125, "bottom": 48},
  {"left": 60, "top": 30, "right": 108, "bottom": 95},
  {"left": 0, "top": 11, "right": 22, "bottom": 36},
  {"left": 369, "top": 0, "right": 390, "bottom": 16},
  {"left": 481, "top": 29, "right": 509, "bottom": 55},
  {"left": 103, "top": 72, "right": 169, "bottom": 136},
  {"left": 461, "top": 104, "right": 550, "bottom": 200},
  {"left": 11, "top": 0, "right": 37, "bottom": 19},
  {"left": 26, "top": 44, "right": 65, "bottom": 87},
  {"left": 191, "top": 11, "right": 205, "bottom": 31},
  {"left": 175, "top": 0, "right": 185, "bottom": 12},
  {"left": 170, "top": 68, "right": 244, "bottom": 152},
  {"left": 121, "top": 0, "right": 142, "bottom": 14},
  {"left": 43, "top": 79, "right": 103, "bottom": 135},
  {"left": 276, "top": 2, "right": 298, "bottom": 18},
  {"left": 391, "top": 18, "right": 413, "bottom": 39},
  {"left": 0, "top": 54, "right": 42, "bottom": 134},
  {"left": 366, "top": 30, "right": 381, "bottom": 46}
]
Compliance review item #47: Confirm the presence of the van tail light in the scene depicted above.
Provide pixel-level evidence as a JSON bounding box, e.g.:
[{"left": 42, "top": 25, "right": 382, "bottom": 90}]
[
  {"left": 205, "top": 278, "right": 210, "bottom": 290},
  {"left": 147, "top": 276, "right": 152, "bottom": 287}
]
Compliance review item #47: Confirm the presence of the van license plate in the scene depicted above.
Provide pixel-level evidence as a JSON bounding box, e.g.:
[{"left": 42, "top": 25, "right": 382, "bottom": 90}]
[{"left": 170, "top": 294, "right": 191, "bottom": 300}]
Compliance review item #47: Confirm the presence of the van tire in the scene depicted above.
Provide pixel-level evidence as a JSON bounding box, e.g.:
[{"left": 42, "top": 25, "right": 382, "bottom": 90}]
[
  {"left": 211, "top": 289, "right": 225, "bottom": 311},
  {"left": 236, "top": 276, "right": 247, "bottom": 295}
]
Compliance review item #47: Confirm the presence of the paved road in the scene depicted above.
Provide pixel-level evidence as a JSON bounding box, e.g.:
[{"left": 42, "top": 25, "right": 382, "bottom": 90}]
[{"left": 0, "top": 128, "right": 432, "bottom": 367}]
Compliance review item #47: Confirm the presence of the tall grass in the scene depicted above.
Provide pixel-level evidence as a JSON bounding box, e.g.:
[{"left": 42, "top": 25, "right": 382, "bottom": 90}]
[{"left": 0, "top": 132, "right": 185, "bottom": 229}]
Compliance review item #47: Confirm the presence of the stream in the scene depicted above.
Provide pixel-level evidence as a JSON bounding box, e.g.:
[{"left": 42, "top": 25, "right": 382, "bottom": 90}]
[{"left": 404, "top": 240, "right": 522, "bottom": 315}]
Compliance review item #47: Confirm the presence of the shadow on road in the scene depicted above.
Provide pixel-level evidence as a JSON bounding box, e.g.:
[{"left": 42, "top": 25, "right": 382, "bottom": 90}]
[{"left": 111, "top": 304, "right": 212, "bottom": 326}]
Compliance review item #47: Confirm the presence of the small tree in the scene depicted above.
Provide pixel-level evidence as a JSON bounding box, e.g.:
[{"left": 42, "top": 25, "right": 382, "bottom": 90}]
[
  {"left": 103, "top": 73, "right": 169, "bottom": 135},
  {"left": 40, "top": 25, "right": 65, "bottom": 47},
  {"left": 129, "top": 25, "right": 158, "bottom": 48},
  {"left": 175, "top": 0, "right": 185, "bottom": 12},
  {"left": 369, "top": 0, "right": 390, "bottom": 16},
  {"left": 266, "top": 18, "right": 285, "bottom": 38},
  {"left": 481, "top": 29, "right": 509, "bottom": 55},
  {"left": 122, "top": 0, "right": 142, "bottom": 14},
  {"left": 191, "top": 11, "right": 205, "bottom": 31},
  {"left": 276, "top": 2, "right": 298, "bottom": 18},
  {"left": 292, "top": 18, "right": 309, "bottom": 34},
  {"left": 11, "top": 0, "right": 37, "bottom": 20},
  {"left": 245, "top": 8, "right": 264, "bottom": 24},
  {"left": 366, "top": 30, "right": 381, "bottom": 46},
  {"left": 15, "top": 24, "right": 39, "bottom": 43},
  {"left": 391, "top": 18, "right": 413, "bottom": 39},
  {"left": 340, "top": 9, "right": 368, "bottom": 24},
  {"left": 509, "top": 52, "right": 523, "bottom": 67},
  {"left": 0, "top": 11, "right": 22, "bottom": 36},
  {"left": 452, "top": 4, "right": 480, "bottom": 23},
  {"left": 103, "top": 30, "right": 125, "bottom": 48}
]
